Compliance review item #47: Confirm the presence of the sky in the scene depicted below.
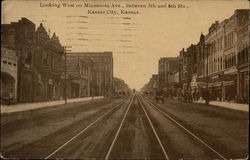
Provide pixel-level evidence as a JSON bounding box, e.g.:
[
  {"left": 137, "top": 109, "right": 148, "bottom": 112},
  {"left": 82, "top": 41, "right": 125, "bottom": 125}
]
[{"left": 2, "top": 0, "right": 249, "bottom": 90}]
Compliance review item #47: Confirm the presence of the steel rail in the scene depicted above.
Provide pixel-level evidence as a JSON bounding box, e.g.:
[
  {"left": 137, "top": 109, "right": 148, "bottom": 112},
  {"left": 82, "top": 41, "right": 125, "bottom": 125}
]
[
  {"left": 136, "top": 95, "right": 170, "bottom": 160},
  {"left": 105, "top": 95, "right": 135, "bottom": 159},
  {"left": 143, "top": 96, "right": 227, "bottom": 160},
  {"left": 44, "top": 96, "right": 132, "bottom": 159}
]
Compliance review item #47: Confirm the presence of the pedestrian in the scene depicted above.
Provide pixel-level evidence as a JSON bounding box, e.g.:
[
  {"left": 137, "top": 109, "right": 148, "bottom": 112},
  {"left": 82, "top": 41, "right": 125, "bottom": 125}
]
[{"left": 192, "top": 91, "right": 196, "bottom": 101}]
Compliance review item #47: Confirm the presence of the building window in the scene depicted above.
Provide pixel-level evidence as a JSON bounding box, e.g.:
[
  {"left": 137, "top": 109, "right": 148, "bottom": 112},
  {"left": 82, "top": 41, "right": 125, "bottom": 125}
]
[
  {"left": 242, "top": 15, "right": 247, "bottom": 25},
  {"left": 8, "top": 62, "right": 12, "bottom": 65},
  {"left": 229, "top": 54, "right": 232, "bottom": 67},
  {"left": 3, "top": 60, "right": 7, "bottom": 64},
  {"left": 42, "top": 52, "right": 49, "bottom": 65},
  {"left": 25, "top": 51, "right": 32, "bottom": 64}
]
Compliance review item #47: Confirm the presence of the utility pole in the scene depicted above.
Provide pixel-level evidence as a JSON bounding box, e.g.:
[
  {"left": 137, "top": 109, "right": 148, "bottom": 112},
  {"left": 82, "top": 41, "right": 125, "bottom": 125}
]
[{"left": 63, "top": 46, "right": 72, "bottom": 104}]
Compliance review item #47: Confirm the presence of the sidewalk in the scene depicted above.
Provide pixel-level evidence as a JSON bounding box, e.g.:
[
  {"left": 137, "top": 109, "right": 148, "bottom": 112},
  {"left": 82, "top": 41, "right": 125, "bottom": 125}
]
[
  {"left": 1, "top": 96, "right": 104, "bottom": 114},
  {"left": 193, "top": 99, "right": 249, "bottom": 112}
]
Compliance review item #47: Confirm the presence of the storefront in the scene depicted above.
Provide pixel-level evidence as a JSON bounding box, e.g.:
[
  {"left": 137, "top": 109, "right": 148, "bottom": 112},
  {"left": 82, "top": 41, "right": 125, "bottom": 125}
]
[
  {"left": 223, "top": 81, "right": 237, "bottom": 101},
  {"left": 19, "top": 70, "right": 34, "bottom": 102},
  {"left": 70, "top": 78, "right": 80, "bottom": 98},
  {"left": 238, "top": 69, "right": 248, "bottom": 103},
  {"left": 220, "top": 73, "right": 237, "bottom": 101}
]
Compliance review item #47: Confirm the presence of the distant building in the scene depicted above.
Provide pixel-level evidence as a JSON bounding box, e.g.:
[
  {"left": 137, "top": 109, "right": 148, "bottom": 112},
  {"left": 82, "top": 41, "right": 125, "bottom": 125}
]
[
  {"left": 196, "top": 33, "right": 206, "bottom": 97},
  {"left": 179, "top": 48, "right": 191, "bottom": 94},
  {"left": 158, "top": 58, "right": 167, "bottom": 89},
  {"left": 141, "top": 74, "right": 158, "bottom": 94},
  {"left": 158, "top": 57, "right": 179, "bottom": 90},
  {"left": 151, "top": 74, "right": 159, "bottom": 90},
  {"left": 186, "top": 44, "right": 198, "bottom": 94},
  {"left": 65, "top": 55, "right": 93, "bottom": 98},
  {"left": 67, "top": 52, "right": 113, "bottom": 97}
]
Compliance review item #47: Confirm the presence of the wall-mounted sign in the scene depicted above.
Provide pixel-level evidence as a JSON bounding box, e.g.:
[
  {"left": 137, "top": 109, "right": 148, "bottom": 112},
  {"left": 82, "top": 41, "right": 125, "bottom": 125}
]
[{"left": 219, "top": 74, "right": 237, "bottom": 81}]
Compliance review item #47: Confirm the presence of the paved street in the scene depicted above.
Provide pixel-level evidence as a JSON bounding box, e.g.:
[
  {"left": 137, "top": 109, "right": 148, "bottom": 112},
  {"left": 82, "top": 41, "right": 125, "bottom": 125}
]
[{"left": 0, "top": 94, "right": 248, "bottom": 159}]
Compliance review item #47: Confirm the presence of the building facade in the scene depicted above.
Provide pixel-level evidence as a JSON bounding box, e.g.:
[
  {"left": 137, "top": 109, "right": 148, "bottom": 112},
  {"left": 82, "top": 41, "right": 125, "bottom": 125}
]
[
  {"left": 67, "top": 52, "right": 113, "bottom": 97},
  {"left": 179, "top": 48, "right": 191, "bottom": 95},
  {"left": 203, "top": 9, "right": 249, "bottom": 102},
  {"left": 1, "top": 18, "right": 116, "bottom": 103},
  {"left": 1, "top": 47, "right": 18, "bottom": 103},
  {"left": 158, "top": 57, "right": 179, "bottom": 91},
  {"left": 196, "top": 33, "right": 206, "bottom": 99},
  {"left": 191, "top": 9, "right": 248, "bottom": 102},
  {"left": 65, "top": 56, "right": 92, "bottom": 98},
  {"left": 236, "top": 9, "right": 249, "bottom": 103},
  {"left": 152, "top": 9, "right": 249, "bottom": 103},
  {"left": 1, "top": 18, "right": 65, "bottom": 102},
  {"left": 34, "top": 24, "right": 64, "bottom": 101},
  {"left": 187, "top": 44, "right": 198, "bottom": 94},
  {"left": 158, "top": 58, "right": 167, "bottom": 89},
  {"left": 2, "top": 18, "right": 36, "bottom": 102},
  {"left": 141, "top": 74, "right": 158, "bottom": 95}
]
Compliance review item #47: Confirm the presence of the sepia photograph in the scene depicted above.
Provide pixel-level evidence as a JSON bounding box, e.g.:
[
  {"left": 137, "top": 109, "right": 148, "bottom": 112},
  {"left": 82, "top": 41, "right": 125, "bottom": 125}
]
[{"left": 1, "top": 0, "right": 249, "bottom": 159}]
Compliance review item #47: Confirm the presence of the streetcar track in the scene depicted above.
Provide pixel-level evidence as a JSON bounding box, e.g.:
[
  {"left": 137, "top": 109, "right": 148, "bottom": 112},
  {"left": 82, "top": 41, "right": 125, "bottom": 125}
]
[
  {"left": 142, "top": 95, "right": 227, "bottom": 160},
  {"left": 136, "top": 95, "right": 170, "bottom": 160},
  {"left": 105, "top": 95, "right": 135, "bottom": 159},
  {"left": 44, "top": 97, "right": 132, "bottom": 159}
]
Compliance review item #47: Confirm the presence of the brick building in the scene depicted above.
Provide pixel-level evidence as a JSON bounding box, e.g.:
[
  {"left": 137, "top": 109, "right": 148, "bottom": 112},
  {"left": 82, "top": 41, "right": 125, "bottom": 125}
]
[
  {"left": 179, "top": 48, "right": 191, "bottom": 94},
  {"left": 2, "top": 18, "right": 37, "bottom": 102},
  {"left": 158, "top": 58, "right": 167, "bottom": 89},
  {"left": 34, "top": 24, "right": 64, "bottom": 101},
  {"left": 236, "top": 9, "right": 249, "bottom": 103},
  {"left": 202, "top": 9, "right": 249, "bottom": 101},
  {"left": 184, "top": 9, "right": 249, "bottom": 102},
  {"left": 67, "top": 52, "right": 113, "bottom": 97},
  {"left": 1, "top": 47, "right": 18, "bottom": 104},
  {"left": 187, "top": 44, "right": 198, "bottom": 94},
  {"left": 1, "top": 18, "right": 64, "bottom": 102},
  {"left": 158, "top": 57, "right": 179, "bottom": 91},
  {"left": 65, "top": 55, "right": 92, "bottom": 98},
  {"left": 141, "top": 74, "right": 158, "bottom": 95}
]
